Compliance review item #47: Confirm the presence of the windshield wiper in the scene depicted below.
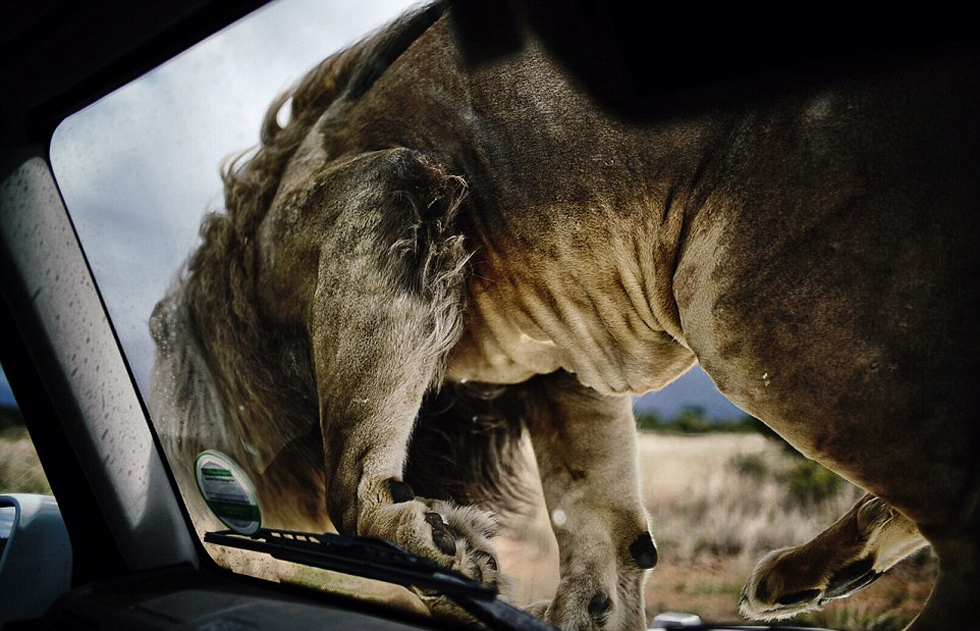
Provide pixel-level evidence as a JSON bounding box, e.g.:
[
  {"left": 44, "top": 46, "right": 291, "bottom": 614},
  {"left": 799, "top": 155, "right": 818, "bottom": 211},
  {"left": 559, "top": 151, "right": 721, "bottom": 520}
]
[{"left": 204, "top": 528, "right": 556, "bottom": 631}]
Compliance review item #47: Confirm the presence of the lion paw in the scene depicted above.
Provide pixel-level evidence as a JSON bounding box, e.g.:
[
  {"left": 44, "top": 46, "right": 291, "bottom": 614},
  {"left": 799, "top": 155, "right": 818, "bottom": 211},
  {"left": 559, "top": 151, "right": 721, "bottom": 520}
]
[
  {"left": 739, "top": 547, "right": 882, "bottom": 621},
  {"left": 417, "top": 499, "right": 502, "bottom": 587},
  {"left": 362, "top": 495, "right": 502, "bottom": 598},
  {"left": 369, "top": 498, "right": 503, "bottom": 622},
  {"left": 529, "top": 571, "right": 646, "bottom": 631}
]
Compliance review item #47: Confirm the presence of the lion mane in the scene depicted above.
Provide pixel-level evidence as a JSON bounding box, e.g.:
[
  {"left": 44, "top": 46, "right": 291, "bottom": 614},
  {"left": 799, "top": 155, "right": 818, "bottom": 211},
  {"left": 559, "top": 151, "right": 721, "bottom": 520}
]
[{"left": 150, "top": 3, "right": 526, "bottom": 531}]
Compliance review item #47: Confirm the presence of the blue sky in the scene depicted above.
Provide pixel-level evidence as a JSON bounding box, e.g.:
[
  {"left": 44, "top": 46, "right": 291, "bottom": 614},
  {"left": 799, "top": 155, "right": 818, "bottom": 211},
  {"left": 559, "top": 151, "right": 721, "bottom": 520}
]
[
  {"left": 634, "top": 368, "right": 742, "bottom": 420},
  {"left": 41, "top": 0, "right": 744, "bottom": 422}
]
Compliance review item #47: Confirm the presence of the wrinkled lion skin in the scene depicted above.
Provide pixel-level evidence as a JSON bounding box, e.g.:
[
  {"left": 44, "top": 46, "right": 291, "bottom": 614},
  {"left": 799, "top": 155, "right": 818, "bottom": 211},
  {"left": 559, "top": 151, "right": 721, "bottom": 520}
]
[{"left": 149, "top": 5, "right": 979, "bottom": 630}]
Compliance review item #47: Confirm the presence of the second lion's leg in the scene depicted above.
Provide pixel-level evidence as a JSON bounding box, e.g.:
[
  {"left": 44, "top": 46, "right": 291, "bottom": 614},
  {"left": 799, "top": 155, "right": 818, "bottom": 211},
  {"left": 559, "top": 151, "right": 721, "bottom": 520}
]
[{"left": 523, "top": 371, "right": 656, "bottom": 631}]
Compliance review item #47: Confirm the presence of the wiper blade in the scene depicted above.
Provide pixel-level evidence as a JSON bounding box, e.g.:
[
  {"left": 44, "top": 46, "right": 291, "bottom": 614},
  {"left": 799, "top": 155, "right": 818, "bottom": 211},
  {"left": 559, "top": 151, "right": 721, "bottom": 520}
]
[
  {"left": 205, "top": 528, "right": 488, "bottom": 597},
  {"left": 204, "top": 528, "right": 556, "bottom": 631}
]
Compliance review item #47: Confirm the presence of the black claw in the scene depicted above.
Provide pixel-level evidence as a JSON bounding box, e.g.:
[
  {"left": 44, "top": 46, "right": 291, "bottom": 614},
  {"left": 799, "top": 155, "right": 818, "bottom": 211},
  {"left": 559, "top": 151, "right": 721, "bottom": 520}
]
[
  {"left": 475, "top": 549, "right": 497, "bottom": 571},
  {"left": 828, "top": 556, "right": 874, "bottom": 586},
  {"left": 629, "top": 532, "right": 658, "bottom": 569},
  {"left": 387, "top": 479, "right": 415, "bottom": 503},
  {"left": 588, "top": 593, "right": 612, "bottom": 620},
  {"left": 825, "top": 569, "right": 882, "bottom": 600},
  {"left": 824, "top": 556, "right": 879, "bottom": 599},
  {"left": 424, "top": 512, "right": 457, "bottom": 556}
]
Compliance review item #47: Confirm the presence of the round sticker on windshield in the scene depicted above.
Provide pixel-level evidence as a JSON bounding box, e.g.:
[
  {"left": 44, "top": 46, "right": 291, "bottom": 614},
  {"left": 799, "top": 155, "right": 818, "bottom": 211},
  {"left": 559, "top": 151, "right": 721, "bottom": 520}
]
[{"left": 194, "top": 450, "right": 262, "bottom": 535}]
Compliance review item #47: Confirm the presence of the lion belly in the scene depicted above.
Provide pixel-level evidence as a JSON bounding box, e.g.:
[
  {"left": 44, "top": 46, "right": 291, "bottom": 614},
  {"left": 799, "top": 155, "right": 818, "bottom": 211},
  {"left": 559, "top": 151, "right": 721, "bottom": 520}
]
[{"left": 446, "top": 271, "right": 696, "bottom": 396}]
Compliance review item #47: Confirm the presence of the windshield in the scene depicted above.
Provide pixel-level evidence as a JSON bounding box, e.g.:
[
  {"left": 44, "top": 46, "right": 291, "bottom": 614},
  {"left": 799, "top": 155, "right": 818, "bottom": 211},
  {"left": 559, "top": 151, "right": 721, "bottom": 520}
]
[
  {"left": 47, "top": 2, "right": 937, "bottom": 628},
  {"left": 49, "top": 0, "right": 440, "bottom": 614}
]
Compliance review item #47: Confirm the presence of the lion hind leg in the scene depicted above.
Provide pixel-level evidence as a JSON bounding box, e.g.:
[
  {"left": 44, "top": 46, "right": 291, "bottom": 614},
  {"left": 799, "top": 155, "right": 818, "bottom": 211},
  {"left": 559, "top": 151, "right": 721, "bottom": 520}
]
[{"left": 739, "top": 494, "right": 928, "bottom": 621}]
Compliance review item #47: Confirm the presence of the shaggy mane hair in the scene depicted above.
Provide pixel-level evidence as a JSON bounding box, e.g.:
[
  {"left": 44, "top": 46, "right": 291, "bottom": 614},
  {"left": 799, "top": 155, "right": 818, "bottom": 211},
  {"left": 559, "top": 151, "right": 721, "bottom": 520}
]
[{"left": 188, "top": 2, "right": 449, "bottom": 378}]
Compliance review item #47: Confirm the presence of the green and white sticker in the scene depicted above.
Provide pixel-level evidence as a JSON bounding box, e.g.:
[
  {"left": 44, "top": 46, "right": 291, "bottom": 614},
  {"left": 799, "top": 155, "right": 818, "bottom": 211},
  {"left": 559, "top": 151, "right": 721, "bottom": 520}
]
[{"left": 195, "top": 450, "right": 262, "bottom": 535}]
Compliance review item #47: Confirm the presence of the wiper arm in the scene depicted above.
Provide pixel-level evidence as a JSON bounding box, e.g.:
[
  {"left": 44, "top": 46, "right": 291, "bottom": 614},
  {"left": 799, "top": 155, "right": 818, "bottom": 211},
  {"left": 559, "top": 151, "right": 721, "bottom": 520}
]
[{"left": 204, "top": 528, "right": 556, "bottom": 631}]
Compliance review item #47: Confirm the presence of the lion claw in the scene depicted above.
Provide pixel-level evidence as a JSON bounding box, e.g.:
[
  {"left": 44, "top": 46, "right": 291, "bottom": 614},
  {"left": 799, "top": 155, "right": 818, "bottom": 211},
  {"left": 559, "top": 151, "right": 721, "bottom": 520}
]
[{"left": 424, "top": 511, "right": 458, "bottom": 556}]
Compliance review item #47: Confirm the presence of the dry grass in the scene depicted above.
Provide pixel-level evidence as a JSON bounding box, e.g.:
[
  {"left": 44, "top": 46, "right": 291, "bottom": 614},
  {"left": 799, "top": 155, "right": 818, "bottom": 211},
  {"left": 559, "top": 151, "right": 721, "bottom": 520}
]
[
  {"left": 640, "top": 433, "right": 863, "bottom": 564},
  {"left": 0, "top": 426, "right": 51, "bottom": 494},
  {"left": 637, "top": 433, "right": 935, "bottom": 628},
  {"left": 497, "top": 432, "right": 936, "bottom": 629}
]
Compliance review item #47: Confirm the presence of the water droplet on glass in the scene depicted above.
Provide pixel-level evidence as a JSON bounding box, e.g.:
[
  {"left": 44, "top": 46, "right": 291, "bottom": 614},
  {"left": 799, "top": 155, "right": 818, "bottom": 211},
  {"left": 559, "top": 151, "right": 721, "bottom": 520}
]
[
  {"left": 276, "top": 97, "right": 293, "bottom": 128},
  {"left": 551, "top": 508, "right": 567, "bottom": 527}
]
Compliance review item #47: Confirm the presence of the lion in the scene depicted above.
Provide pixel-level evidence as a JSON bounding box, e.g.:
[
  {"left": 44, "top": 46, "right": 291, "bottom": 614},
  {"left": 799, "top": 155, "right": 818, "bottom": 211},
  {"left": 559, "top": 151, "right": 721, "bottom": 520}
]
[{"left": 149, "top": 4, "right": 980, "bottom": 630}]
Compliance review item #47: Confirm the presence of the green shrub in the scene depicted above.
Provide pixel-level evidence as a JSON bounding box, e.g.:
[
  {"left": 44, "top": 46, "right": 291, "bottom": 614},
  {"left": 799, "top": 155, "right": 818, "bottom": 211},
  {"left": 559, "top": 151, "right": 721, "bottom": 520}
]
[
  {"left": 635, "top": 411, "right": 663, "bottom": 431},
  {"left": 673, "top": 405, "right": 710, "bottom": 433},
  {"left": 729, "top": 452, "right": 769, "bottom": 479},
  {"left": 786, "top": 459, "right": 843, "bottom": 504},
  {"left": 0, "top": 406, "right": 24, "bottom": 434},
  {"left": 635, "top": 406, "right": 712, "bottom": 434}
]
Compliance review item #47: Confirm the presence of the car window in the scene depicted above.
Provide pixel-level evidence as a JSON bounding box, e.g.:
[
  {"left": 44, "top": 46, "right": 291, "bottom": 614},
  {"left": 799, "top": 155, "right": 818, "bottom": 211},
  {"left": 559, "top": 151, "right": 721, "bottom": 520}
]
[
  {"left": 45, "top": 1, "right": 938, "bottom": 627},
  {"left": 47, "top": 0, "right": 457, "bottom": 616}
]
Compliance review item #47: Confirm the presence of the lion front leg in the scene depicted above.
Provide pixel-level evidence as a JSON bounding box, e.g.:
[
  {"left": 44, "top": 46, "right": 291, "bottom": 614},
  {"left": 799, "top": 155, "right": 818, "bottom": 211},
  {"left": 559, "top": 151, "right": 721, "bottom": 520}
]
[
  {"left": 523, "top": 371, "right": 656, "bottom": 631},
  {"left": 311, "top": 297, "right": 502, "bottom": 616},
  {"left": 278, "top": 149, "right": 499, "bottom": 617},
  {"left": 317, "top": 356, "right": 502, "bottom": 587}
]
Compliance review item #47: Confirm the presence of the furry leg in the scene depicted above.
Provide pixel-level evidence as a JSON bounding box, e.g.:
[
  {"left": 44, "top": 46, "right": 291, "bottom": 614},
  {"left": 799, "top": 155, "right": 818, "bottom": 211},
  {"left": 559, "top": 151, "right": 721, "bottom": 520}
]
[
  {"left": 523, "top": 371, "right": 654, "bottom": 631},
  {"left": 740, "top": 494, "right": 927, "bottom": 621},
  {"left": 291, "top": 149, "right": 499, "bottom": 619}
]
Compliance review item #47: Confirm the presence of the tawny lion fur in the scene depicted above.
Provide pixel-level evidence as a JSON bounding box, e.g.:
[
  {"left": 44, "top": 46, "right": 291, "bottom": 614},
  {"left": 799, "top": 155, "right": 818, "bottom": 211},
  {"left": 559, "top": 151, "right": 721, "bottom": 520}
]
[{"left": 150, "top": 5, "right": 980, "bottom": 630}]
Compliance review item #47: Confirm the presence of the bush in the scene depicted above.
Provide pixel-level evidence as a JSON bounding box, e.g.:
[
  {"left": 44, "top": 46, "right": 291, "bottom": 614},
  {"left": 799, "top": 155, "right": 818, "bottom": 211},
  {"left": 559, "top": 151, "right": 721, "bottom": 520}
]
[
  {"left": 729, "top": 452, "right": 769, "bottom": 479},
  {"left": 635, "top": 411, "right": 662, "bottom": 432},
  {"left": 0, "top": 406, "right": 24, "bottom": 434},
  {"left": 786, "top": 458, "right": 843, "bottom": 504}
]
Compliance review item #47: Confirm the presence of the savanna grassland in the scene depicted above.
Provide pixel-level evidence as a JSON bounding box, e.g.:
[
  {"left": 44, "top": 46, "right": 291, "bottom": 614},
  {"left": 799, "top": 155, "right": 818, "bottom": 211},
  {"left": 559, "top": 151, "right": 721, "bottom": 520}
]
[
  {"left": 638, "top": 432, "right": 935, "bottom": 629},
  {"left": 0, "top": 405, "right": 935, "bottom": 629},
  {"left": 0, "top": 407, "right": 51, "bottom": 495},
  {"left": 497, "top": 421, "right": 937, "bottom": 630}
]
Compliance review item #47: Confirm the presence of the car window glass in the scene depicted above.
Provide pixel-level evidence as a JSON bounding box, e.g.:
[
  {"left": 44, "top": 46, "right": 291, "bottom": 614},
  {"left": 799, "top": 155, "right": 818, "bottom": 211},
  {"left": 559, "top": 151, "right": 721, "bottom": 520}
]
[
  {"left": 45, "top": 1, "right": 938, "bottom": 626},
  {"left": 48, "top": 0, "right": 435, "bottom": 613}
]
